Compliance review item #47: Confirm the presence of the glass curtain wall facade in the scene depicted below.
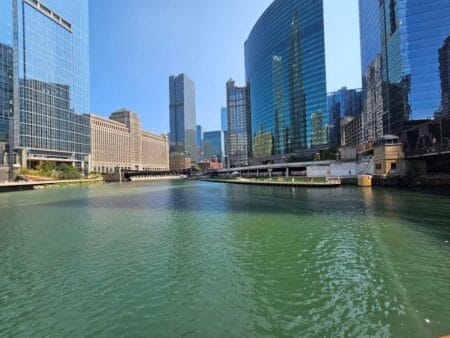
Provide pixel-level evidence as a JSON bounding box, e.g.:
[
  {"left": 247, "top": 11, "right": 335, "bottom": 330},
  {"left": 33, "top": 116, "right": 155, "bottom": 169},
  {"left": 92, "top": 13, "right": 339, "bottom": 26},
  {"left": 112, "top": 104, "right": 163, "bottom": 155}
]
[
  {"left": 0, "top": 1, "right": 14, "bottom": 166},
  {"left": 169, "top": 73, "right": 197, "bottom": 160},
  {"left": 221, "top": 107, "right": 228, "bottom": 132},
  {"left": 245, "top": 0, "right": 327, "bottom": 162},
  {"left": 327, "top": 88, "right": 363, "bottom": 147},
  {"left": 203, "top": 130, "right": 225, "bottom": 163},
  {"left": 196, "top": 124, "right": 203, "bottom": 161},
  {"left": 8, "top": 0, "right": 91, "bottom": 169},
  {"left": 359, "top": 0, "right": 450, "bottom": 137},
  {"left": 0, "top": 44, "right": 13, "bottom": 145},
  {"left": 226, "top": 79, "right": 251, "bottom": 167}
]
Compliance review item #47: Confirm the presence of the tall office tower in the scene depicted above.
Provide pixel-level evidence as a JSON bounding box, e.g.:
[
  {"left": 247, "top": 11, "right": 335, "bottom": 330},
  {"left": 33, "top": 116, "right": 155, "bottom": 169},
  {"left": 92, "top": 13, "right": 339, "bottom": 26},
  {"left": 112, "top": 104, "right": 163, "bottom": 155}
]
[
  {"left": 196, "top": 125, "right": 203, "bottom": 161},
  {"left": 169, "top": 73, "right": 197, "bottom": 160},
  {"left": 439, "top": 37, "right": 450, "bottom": 117},
  {"left": 220, "top": 107, "right": 228, "bottom": 164},
  {"left": 0, "top": 1, "right": 14, "bottom": 172},
  {"left": 0, "top": 44, "right": 13, "bottom": 146},
  {"left": 327, "top": 87, "right": 363, "bottom": 147},
  {"left": 221, "top": 107, "right": 228, "bottom": 132},
  {"left": 245, "top": 0, "right": 327, "bottom": 163},
  {"left": 359, "top": 0, "right": 450, "bottom": 136},
  {"left": 226, "top": 79, "right": 251, "bottom": 167},
  {"left": 203, "top": 130, "right": 225, "bottom": 163},
  {"left": 1, "top": 0, "right": 91, "bottom": 171}
]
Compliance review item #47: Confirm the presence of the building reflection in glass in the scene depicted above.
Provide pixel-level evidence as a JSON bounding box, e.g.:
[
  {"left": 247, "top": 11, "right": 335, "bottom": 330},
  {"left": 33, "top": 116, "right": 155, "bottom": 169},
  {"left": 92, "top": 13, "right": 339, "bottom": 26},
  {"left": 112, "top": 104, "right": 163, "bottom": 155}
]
[
  {"left": 359, "top": 0, "right": 450, "bottom": 136},
  {"left": 245, "top": 0, "right": 327, "bottom": 162},
  {"left": 2, "top": 0, "right": 91, "bottom": 169}
]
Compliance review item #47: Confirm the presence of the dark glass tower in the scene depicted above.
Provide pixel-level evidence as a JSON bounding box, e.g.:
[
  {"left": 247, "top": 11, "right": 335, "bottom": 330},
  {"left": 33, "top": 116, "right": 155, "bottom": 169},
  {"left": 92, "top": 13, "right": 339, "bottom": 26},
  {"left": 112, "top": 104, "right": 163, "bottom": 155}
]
[
  {"left": 226, "top": 79, "right": 251, "bottom": 167},
  {"left": 439, "top": 37, "right": 450, "bottom": 117},
  {"left": 245, "top": 0, "right": 327, "bottom": 162},
  {"left": 0, "top": 1, "right": 14, "bottom": 171},
  {"left": 203, "top": 130, "right": 225, "bottom": 163},
  {"left": 169, "top": 73, "right": 197, "bottom": 160},
  {"left": 1, "top": 0, "right": 91, "bottom": 171},
  {"left": 0, "top": 43, "right": 13, "bottom": 145},
  {"left": 359, "top": 0, "right": 450, "bottom": 136},
  {"left": 327, "top": 88, "right": 363, "bottom": 147}
]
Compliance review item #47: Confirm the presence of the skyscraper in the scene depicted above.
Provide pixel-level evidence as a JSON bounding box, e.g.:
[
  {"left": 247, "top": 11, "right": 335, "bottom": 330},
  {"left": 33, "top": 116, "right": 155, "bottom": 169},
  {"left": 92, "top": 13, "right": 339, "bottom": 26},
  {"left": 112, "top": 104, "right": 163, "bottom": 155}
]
[
  {"left": 327, "top": 87, "right": 363, "bottom": 147},
  {"left": 0, "top": 43, "right": 13, "bottom": 145},
  {"left": 439, "top": 37, "right": 450, "bottom": 117},
  {"left": 1, "top": 0, "right": 91, "bottom": 171},
  {"left": 226, "top": 79, "right": 251, "bottom": 167},
  {"left": 359, "top": 0, "right": 450, "bottom": 136},
  {"left": 221, "top": 107, "right": 228, "bottom": 132},
  {"left": 196, "top": 124, "right": 203, "bottom": 161},
  {"left": 245, "top": 0, "right": 327, "bottom": 162},
  {"left": 203, "top": 130, "right": 225, "bottom": 163},
  {"left": 169, "top": 74, "right": 197, "bottom": 160}
]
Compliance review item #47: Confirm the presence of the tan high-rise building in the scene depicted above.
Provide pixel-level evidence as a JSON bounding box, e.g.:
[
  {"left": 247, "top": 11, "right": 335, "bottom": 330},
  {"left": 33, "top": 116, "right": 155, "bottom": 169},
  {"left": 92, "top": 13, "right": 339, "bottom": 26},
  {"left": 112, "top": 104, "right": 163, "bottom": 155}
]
[{"left": 87, "top": 108, "right": 169, "bottom": 173}]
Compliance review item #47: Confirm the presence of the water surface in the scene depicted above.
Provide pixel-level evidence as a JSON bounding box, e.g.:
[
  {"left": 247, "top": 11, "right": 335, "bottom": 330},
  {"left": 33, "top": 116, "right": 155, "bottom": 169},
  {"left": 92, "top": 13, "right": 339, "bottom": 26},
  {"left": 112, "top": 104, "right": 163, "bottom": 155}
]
[{"left": 0, "top": 181, "right": 449, "bottom": 337}]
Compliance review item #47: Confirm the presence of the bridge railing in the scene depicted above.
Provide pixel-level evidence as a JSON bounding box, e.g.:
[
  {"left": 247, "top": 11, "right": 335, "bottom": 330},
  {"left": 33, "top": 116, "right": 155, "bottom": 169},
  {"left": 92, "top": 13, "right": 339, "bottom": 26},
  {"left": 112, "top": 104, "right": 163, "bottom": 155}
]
[{"left": 406, "top": 143, "right": 450, "bottom": 157}]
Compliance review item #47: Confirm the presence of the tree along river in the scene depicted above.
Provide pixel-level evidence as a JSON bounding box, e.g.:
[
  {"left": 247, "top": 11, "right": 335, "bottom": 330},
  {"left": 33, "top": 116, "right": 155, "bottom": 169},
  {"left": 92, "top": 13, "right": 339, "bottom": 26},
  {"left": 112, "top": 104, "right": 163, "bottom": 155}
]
[{"left": 0, "top": 180, "right": 449, "bottom": 337}]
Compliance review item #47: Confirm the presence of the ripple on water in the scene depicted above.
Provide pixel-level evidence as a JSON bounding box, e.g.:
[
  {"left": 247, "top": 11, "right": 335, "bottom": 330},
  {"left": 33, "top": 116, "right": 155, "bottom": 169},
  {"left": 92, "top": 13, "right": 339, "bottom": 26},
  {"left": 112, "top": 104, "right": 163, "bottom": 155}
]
[{"left": 0, "top": 182, "right": 449, "bottom": 337}]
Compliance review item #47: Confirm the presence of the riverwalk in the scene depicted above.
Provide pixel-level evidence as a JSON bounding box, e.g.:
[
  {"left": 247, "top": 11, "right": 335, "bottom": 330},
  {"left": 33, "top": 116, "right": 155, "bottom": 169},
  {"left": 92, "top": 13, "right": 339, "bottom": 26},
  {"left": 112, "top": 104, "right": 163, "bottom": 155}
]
[
  {"left": 203, "top": 177, "right": 342, "bottom": 187},
  {"left": 0, "top": 178, "right": 103, "bottom": 192}
]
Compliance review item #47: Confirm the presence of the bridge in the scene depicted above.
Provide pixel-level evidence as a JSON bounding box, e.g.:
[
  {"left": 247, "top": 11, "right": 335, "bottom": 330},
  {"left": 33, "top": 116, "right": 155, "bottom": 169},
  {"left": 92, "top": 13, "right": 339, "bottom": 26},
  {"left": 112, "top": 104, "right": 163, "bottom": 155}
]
[{"left": 400, "top": 116, "right": 450, "bottom": 174}]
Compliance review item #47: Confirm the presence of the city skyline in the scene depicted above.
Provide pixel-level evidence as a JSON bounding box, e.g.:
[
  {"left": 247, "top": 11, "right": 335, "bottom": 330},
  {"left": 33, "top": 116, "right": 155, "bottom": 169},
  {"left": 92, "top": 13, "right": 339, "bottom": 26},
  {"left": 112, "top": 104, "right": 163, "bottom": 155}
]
[{"left": 89, "top": 0, "right": 361, "bottom": 134}]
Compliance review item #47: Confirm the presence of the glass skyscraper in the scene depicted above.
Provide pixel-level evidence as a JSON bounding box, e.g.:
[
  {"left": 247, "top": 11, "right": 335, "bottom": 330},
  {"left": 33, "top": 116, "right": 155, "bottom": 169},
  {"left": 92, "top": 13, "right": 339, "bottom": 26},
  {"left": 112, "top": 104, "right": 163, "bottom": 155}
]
[
  {"left": 169, "top": 73, "right": 197, "bottom": 159},
  {"left": 0, "top": 1, "right": 14, "bottom": 166},
  {"left": 359, "top": 0, "right": 450, "bottom": 137},
  {"left": 327, "top": 88, "right": 363, "bottom": 147},
  {"left": 226, "top": 79, "right": 251, "bottom": 167},
  {"left": 0, "top": 43, "right": 13, "bottom": 145},
  {"left": 196, "top": 124, "right": 203, "bottom": 161},
  {"left": 221, "top": 107, "right": 227, "bottom": 132},
  {"left": 203, "top": 130, "right": 225, "bottom": 163},
  {"left": 1, "top": 0, "right": 91, "bottom": 170},
  {"left": 245, "top": 0, "right": 327, "bottom": 162}
]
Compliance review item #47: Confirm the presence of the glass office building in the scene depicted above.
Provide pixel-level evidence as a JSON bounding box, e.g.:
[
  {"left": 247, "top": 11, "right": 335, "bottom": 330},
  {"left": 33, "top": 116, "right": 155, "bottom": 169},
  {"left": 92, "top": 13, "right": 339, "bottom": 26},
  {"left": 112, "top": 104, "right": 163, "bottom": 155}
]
[
  {"left": 0, "top": 43, "right": 13, "bottom": 145},
  {"left": 0, "top": 1, "right": 14, "bottom": 164},
  {"left": 226, "top": 79, "right": 251, "bottom": 167},
  {"left": 359, "top": 0, "right": 450, "bottom": 136},
  {"left": 169, "top": 73, "right": 197, "bottom": 159},
  {"left": 196, "top": 124, "right": 203, "bottom": 161},
  {"left": 245, "top": 0, "right": 327, "bottom": 161},
  {"left": 327, "top": 88, "right": 363, "bottom": 147},
  {"left": 2, "top": 0, "right": 91, "bottom": 169},
  {"left": 203, "top": 130, "right": 225, "bottom": 163},
  {"left": 221, "top": 107, "right": 227, "bottom": 132}
]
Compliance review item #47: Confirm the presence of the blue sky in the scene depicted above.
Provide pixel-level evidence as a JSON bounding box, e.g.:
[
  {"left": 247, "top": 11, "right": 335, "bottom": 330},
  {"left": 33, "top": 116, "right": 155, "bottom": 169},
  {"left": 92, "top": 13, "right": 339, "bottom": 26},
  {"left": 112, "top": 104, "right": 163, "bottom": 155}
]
[{"left": 89, "top": 0, "right": 361, "bottom": 134}]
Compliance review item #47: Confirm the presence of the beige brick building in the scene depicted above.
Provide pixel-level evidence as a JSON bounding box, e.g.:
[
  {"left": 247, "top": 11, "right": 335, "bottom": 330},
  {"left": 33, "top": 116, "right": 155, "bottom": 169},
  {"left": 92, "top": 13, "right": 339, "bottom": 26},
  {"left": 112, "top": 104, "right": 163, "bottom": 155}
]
[{"left": 88, "top": 108, "right": 169, "bottom": 173}]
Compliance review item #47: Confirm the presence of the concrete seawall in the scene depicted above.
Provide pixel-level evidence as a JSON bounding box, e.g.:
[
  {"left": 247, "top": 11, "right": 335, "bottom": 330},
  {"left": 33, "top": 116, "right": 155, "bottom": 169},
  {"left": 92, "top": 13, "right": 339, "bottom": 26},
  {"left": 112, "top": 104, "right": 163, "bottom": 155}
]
[
  {"left": 203, "top": 178, "right": 342, "bottom": 188},
  {"left": 0, "top": 178, "right": 103, "bottom": 192}
]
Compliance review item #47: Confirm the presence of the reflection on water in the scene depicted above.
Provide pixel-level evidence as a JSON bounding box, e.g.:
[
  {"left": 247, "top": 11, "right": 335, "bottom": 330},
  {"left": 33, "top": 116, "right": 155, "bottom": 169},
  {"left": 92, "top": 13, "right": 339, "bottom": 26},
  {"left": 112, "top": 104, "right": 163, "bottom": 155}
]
[{"left": 0, "top": 181, "right": 449, "bottom": 337}]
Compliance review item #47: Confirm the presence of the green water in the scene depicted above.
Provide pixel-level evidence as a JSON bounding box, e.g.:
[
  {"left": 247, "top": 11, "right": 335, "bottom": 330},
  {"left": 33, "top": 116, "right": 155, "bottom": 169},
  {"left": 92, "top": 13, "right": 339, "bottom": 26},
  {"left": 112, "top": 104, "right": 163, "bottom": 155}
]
[{"left": 0, "top": 181, "right": 449, "bottom": 337}]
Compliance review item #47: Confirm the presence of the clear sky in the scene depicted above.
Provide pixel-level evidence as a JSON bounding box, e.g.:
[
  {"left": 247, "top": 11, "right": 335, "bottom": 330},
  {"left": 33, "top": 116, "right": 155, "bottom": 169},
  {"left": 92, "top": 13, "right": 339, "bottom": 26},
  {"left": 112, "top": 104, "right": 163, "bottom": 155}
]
[{"left": 89, "top": 0, "right": 361, "bottom": 134}]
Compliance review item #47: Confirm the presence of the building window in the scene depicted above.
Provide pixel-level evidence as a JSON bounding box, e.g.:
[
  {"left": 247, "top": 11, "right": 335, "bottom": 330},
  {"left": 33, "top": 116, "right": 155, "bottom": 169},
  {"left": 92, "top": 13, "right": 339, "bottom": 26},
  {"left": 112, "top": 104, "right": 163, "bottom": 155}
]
[{"left": 390, "top": 162, "right": 397, "bottom": 170}]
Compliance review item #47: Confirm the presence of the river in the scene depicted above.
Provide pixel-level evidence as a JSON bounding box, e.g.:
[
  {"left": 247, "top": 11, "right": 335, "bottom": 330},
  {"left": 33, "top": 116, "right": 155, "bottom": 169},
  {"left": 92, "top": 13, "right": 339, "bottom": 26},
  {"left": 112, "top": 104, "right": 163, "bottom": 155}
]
[{"left": 0, "top": 181, "right": 449, "bottom": 337}]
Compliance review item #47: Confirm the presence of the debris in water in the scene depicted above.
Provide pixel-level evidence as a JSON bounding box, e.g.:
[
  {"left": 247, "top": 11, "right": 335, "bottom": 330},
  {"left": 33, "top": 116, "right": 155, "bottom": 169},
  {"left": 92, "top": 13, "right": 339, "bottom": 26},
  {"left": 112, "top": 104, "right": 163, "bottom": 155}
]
[{"left": 425, "top": 318, "right": 431, "bottom": 324}]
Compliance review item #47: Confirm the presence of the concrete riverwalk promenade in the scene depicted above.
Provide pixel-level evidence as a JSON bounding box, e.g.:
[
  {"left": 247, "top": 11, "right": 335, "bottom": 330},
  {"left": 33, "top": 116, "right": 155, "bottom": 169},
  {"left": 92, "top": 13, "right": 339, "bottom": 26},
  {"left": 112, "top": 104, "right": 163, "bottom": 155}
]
[
  {"left": 0, "top": 178, "right": 103, "bottom": 192},
  {"left": 202, "top": 177, "right": 342, "bottom": 188}
]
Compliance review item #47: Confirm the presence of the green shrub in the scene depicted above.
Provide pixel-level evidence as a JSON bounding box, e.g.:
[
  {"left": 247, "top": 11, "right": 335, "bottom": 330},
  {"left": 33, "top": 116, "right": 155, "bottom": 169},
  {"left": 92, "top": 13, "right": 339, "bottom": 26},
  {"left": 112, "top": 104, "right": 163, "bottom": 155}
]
[{"left": 55, "top": 163, "right": 82, "bottom": 180}]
